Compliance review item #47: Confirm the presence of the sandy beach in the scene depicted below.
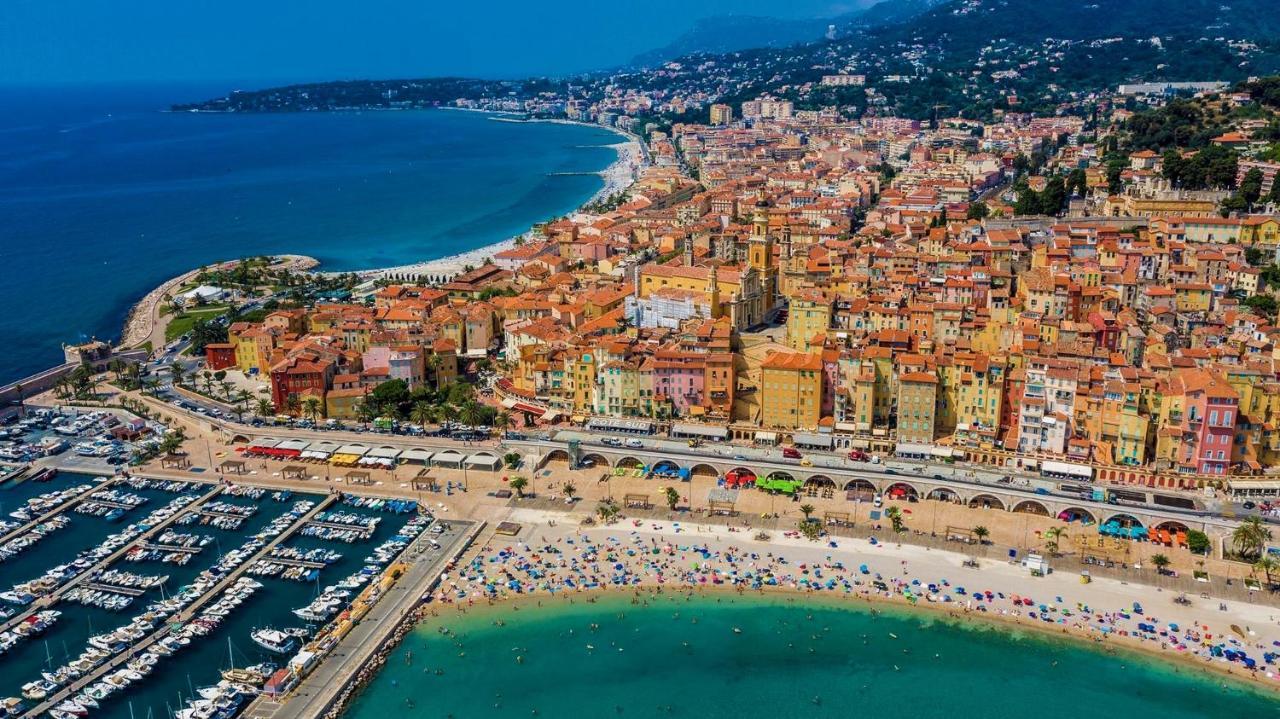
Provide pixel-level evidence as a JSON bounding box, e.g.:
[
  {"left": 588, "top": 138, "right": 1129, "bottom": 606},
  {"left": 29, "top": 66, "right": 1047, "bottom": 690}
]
[{"left": 431, "top": 510, "right": 1280, "bottom": 691}]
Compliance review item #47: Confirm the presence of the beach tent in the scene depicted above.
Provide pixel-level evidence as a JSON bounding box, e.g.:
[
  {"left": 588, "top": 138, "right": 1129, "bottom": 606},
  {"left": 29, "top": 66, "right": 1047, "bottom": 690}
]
[{"left": 463, "top": 452, "right": 502, "bottom": 471}]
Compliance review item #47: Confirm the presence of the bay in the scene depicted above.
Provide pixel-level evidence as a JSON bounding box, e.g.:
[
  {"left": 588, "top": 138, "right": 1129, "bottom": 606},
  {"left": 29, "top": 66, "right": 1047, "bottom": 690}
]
[
  {"left": 344, "top": 593, "right": 1278, "bottom": 718},
  {"left": 0, "top": 84, "right": 619, "bottom": 383}
]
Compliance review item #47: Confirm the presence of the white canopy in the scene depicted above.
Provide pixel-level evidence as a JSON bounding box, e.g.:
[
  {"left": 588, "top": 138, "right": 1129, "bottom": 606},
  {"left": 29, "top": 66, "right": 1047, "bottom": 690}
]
[{"left": 336, "top": 444, "right": 370, "bottom": 457}]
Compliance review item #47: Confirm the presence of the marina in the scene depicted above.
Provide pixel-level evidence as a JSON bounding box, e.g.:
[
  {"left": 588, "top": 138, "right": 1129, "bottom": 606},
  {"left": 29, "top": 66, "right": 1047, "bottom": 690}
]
[{"left": 0, "top": 471, "right": 447, "bottom": 719}]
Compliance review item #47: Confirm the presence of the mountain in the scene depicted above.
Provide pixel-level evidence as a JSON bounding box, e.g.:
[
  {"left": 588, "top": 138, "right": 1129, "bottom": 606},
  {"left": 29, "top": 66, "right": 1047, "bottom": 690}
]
[{"left": 629, "top": 0, "right": 943, "bottom": 68}]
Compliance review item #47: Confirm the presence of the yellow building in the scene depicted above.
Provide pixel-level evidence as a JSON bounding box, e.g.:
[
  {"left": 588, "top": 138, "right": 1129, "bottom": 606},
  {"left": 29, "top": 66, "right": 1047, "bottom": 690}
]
[
  {"left": 760, "top": 351, "right": 824, "bottom": 429},
  {"left": 785, "top": 291, "right": 831, "bottom": 351},
  {"left": 897, "top": 372, "right": 939, "bottom": 444},
  {"left": 1172, "top": 283, "right": 1212, "bottom": 313}
]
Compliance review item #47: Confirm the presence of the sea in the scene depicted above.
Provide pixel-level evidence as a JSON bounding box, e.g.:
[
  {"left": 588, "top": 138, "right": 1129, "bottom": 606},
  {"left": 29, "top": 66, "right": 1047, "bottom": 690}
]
[
  {"left": 0, "top": 84, "right": 620, "bottom": 385},
  {"left": 344, "top": 593, "right": 1278, "bottom": 718}
]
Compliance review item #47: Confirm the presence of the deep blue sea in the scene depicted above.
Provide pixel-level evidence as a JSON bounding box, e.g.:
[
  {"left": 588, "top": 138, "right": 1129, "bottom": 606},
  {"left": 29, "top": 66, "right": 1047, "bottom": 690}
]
[{"left": 0, "top": 84, "right": 619, "bottom": 384}]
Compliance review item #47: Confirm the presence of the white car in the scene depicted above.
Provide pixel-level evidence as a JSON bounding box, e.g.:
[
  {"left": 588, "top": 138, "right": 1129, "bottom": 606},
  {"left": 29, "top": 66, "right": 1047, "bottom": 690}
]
[{"left": 625, "top": 438, "right": 644, "bottom": 448}]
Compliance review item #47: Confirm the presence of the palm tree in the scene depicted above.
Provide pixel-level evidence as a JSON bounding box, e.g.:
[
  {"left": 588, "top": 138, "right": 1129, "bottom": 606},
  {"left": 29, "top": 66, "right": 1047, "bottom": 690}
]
[
  {"left": 1254, "top": 555, "right": 1278, "bottom": 587},
  {"left": 509, "top": 476, "right": 528, "bottom": 499},
  {"left": 663, "top": 486, "right": 680, "bottom": 512},
  {"left": 256, "top": 398, "right": 274, "bottom": 418},
  {"left": 460, "top": 400, "right": 484, "bottom": 428},
  {"left": 200, "top": 371, "right": 214, "bottom": 396},
  {"left": 426, "top": 353, "right": 443, "bottom": 391},
  {"left": 562, "top": 481, "right": 578, "bottom": 504},
  {"left": 302, "top": 396, "right": 322, "bottom": 422},
  {"left": 233, "top": 390, "right": 253, "bottom": 419},
  {"left": 439, "top": 403, "right": 460, "bottom": 426},
  {"left": 495, "top": 411, "right": 512, "bottom": 434},
  {"left": 1233, "top": 516, "right": 1272, "bottom": 560},
  {"left": 799, "top": 503, "right": 816, "bottom": 522},
  {"left": 355, "top": 400, "right": 377, "bottom": 428},
  {"left": 597, "top": 498, "right": 619, "bottom": 524},
  {"left": 410, "top": 401, "right": 434, "bottom": 428},
  {"left": 284, "top": 394, "right": 301, "bottom": 418},
  {"left": 885, "top": 506, "right": 904, "bottom": 533},
  {"left": 973, "top": 525, "right": 990, "bottom": 545},
  {"left": 1042, "top": 526, "right": 1068, "bottom": 556},
  {"left": 1151, "top": 554, "right": 1171, "bottom": 575},
  {"left": 219, "top": 381, "right": 235, "bottom": 402}
]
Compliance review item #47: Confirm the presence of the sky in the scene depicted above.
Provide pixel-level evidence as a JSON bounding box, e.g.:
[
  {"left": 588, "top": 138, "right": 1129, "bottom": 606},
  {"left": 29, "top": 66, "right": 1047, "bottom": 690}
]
[{"left": 0, "top": 0, "right": 866, "bottom": 85}]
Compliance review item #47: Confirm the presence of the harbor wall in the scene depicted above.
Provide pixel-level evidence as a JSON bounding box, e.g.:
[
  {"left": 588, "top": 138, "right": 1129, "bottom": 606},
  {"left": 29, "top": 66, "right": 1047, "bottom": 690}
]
[{"left": 0, "top": 348, "right": 150, "bottom": 409}]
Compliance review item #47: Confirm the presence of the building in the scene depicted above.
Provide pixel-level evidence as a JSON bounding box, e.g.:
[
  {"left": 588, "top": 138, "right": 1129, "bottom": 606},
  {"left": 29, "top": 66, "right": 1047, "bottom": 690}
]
[
  {"left": 760, "top": 350, "right": 824, "bottom": 429},
  {"left": 897, "top": 372, "right": 939, "bottom": 444},
  {"left": 204, "top": 343, "right": 237, "bottom": 371},
  {"left": 709, "top": 104, "right": 733, "bottom": 126}
]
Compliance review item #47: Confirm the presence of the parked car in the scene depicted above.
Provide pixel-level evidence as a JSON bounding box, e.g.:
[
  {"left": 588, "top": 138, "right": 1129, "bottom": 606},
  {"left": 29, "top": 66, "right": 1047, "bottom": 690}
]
[
  {"left": 848, "top": 450, "right": 869, "bottom": 461},
  {"left": 601, "top": 437, "right": 623, "bottom": 447},
  {"left": 781, "top": 447, "right": 801, "bottom": 459},
  {"left": 625, "top": 438, "right": 644, "bottom": 448}
]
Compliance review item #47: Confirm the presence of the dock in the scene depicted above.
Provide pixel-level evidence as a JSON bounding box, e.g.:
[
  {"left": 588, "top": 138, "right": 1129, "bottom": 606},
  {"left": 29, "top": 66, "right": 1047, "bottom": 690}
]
[
  {"left": 82, "top": 582, "right": 148, "bottom": 597},
  {"left": 307, "top": 519, "right": 376, "bottom": 533},
  {"left": 199, "top": 509, "right": 255, "bottom": 520},
  {"left": 243, "top": 519, "right": 481, "bottom": 719},
  {"left": 18, "top": 494, "right": 337, "bottom": 719},
  {"left": 83, "top": 498, "right": 140, "bottom": 510},
  {"left": 262, "top": 556, "right": 327, "bottom": 569},
  {"left": 0, "top": 484, "right": 223, "bottom": 637},
  {"left": 0, "top": 477, "right": 120, "bottom": 546},
  {"left": 139, "top": 542, "right": 204, "bottom": 554}
]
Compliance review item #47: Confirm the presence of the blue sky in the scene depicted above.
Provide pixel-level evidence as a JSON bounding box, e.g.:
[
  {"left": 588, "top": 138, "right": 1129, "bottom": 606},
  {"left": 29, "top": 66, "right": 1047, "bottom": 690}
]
[{"left": 0, "top": 0, "right": 865, "bottom": 84}]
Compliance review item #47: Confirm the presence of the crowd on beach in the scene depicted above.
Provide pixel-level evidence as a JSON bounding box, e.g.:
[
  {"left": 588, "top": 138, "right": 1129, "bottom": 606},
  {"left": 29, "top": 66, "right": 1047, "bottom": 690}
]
[{"left": 434, "top": 521, "right": 1280, "bottom": 687}]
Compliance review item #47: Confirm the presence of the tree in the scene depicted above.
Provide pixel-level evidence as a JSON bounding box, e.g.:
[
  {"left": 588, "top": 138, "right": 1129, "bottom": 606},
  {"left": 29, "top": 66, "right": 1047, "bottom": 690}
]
[
  {"left": 663, "top": 486, "right": 680, "bottom": 512},
  {"left": 509, "top": 476, "right": 528, "bottom": 499},
  {"left": 973, "top": 526, "right": 990, "bottom": 545},
  {"left": 1042, "top": 526, "right": 1068, "bottom": 556},
  {"left": 495, "top": 411, "right": 512, "bottom": 434},
  {"left": 798, "top": 520, "right": 821, "bottom": 541},
  {"left": 233, "top": 390, "right": 253, "bottom": 419},
  {"left": 284, "top": 394, "right": 301, "bottom": 417},
  {"left": 426, "top": 353, "right": 443, "bottom": 391},
  {"left": 189, "top": 317, "right": 229, "bottom": 354},
  {"left": 885, "top": 506, "right": 905, "bottom": 533},
  {"left": 302, "top": 396, "right": 323, "bottom": 422},
  {"left": 1186, "top": 529, "right": 1211, "bottom": 555},
  {"left": 965, "top": 201, "right": 990, "bottom": 220},
  {"left": 1243, "top": 294, "right": 1278, "bottom": 319},
  {"left": 460, "top": 400, "right": 485, "bottom": 428},
  {"left": 256, "top": 398, "right": 274, "bottom": 417},
  {"left": 562, "top": 481, "right": 578, "bottom": 504},
  {"left": 1254, "top": 555, "right": 1278, "bottom": 587},
  {"left": 596, "top": 498, "right": 619, "bottom": 524},
  {"left": 1232, "top": 516, "right": 1272, "bottom": 560},
  {"left": 1241, "top": 167, "right": 1265, "bottom": 205},
  {"left": 410, "top": 401, "right": 434, "bottom": 428},
  {"left": 799, "top": 503, "right": 816, "bottom": 522},
  {"left": 1151, "top": 553, "right": 1171, "bottom": 575},
  {"left": 503, "top": 451, "right": 521, "bottom": 469}
]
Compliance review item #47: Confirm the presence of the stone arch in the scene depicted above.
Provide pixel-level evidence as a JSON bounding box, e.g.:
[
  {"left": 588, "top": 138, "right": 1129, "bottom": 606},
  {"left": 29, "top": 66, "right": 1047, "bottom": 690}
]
[
  {"left": 728, "top": 467, "right": 757, "bottom": 480},
  {"left": 843, "top": 478, "right": 877, "bottom": 494},
  {"left": 926, "top": 487, "right": 961, "bottom": 503},
  {"left": 545, "top": 449, "right": 571, "bottom": 464},
  {"left": 803, "top": 475, "right": 836, "bottom": 488},
  {"left": 1154, "top": 520, "right": 1190, "bottom": 534},
  {"left": 689, "top": 463, "right": 719, "bottom": 478},
  {"left": 1012, "top": 499, "right": 1050, "bottom": 516},
  {"left": 765, "top": 470, "right": 796, "bottom": 482},
  {"left": 1104, "top": 513, "right": 1144, "bottom": 529},
  {"left": 230, "top": 434, "right": 251, "bottom": 445},
  {"left": 652, "top": 459, "right": 682, "bottom": 475},
  {"left": 884, "top": 482, "right": 919, "bottom": 500},
  {"left": 615, "top": 456, "right": 644, "bottom": 469},
  {"left": 1056, "top": 506, "right": 1097, "bottom": 525},
  {"left": 580, "top": 453, "right": 610, "bottom": 468},
  {"left": 968, "top": 494, "right": 1006, "bottom": 510}
]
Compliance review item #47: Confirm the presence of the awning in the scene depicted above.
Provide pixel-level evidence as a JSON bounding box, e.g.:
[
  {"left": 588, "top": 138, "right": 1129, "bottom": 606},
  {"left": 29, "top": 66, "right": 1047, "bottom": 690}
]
[
  {"left": 329, "top": 453, "right": 362, "bottom": 465},
  {"left": 432, "top": 450, "right": 466, "bottom": 467},
  {"left": 586, "top": 417, "right": 654, "bottom": 434},
  {"left": 401, "top": 448, "right": 434, "bottom": 464},
  {"left": 310, "top": 441, "right": 340, "bottom": 454},
  {"left": 754, "top": 431, "right": 779, "bottom": 444},
  {"left": 671, "top": 422, "right": 729, "bottom": 440},
  {"left": 301, "top": 450, "right": 331, "bottom": 459},
  {"left": 248, "top": 438, "right": 281, "bottom": 451},
  {"left": 335, "top": 444, "right": 369, "bottom": 457},
  {"left": 277, "top": 439, "right": 310, "bottom": 452},
  {"left": 834, "top": 422, "right": 859, "bottom": 433},
  {"left": 366, "top": 447, "right": 401, "bottom": 459},
  {"left": 895, "top": 442, "right": 933, "bottom": 456},
  {"left": 792, "top": 432, "right": 834, "bottom": 450},
  {"left": 1229, "top": 481, "right": 1280, "bottom": 493},
  {"left": 463, "top": 453, "right": 501, "bottom": 470},
  {"left": 930, "top": 446, "right": 955, "bottom": 458},
  {"left": 1040, "top": 460, "right": 1093, "bottom": 479}
]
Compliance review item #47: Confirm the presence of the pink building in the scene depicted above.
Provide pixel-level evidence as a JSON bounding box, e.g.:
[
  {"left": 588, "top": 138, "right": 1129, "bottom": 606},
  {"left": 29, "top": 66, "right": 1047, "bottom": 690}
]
[{"left": 1169, "top": 369, "right": 1238, "bottom": 475}]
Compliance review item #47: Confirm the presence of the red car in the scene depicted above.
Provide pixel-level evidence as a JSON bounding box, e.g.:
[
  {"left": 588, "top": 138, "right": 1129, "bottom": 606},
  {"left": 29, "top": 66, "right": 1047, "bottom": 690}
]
[
  {"left": 848, "top": 449, "right": 869, "bottom": 461},
  {"left": 781, "top": 447, "right": 802, "bottom": 459}
]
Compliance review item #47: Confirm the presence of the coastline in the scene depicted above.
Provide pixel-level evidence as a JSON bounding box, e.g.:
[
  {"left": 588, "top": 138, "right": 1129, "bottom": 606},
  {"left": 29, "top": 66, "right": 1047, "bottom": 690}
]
[
  {"left": 413, "top": 514, "right": 1280, "bottom": 695},
  {"left": 342, "top": 109, "right": 646, "bottom": 282},
  {"left": 113, "top": 109, "right": 645, "bottom": 349}
]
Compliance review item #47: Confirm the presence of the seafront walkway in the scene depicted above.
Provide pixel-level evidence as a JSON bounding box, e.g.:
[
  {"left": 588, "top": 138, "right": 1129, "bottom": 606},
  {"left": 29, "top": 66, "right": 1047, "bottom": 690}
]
[
  {"left": 19, "top": 495, "right": 337, "bottom": 719},
  {"left": 0, "top": 483, "right": 224, "bottom": 636},
  {"left": 242, "top": 519, "right": 482, "bottom": 719}
]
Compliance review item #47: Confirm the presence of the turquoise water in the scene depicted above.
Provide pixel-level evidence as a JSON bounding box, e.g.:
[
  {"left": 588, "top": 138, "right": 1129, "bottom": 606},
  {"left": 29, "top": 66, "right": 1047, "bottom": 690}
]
[
  {"left": 0, "top": 84, "right": 619, "bottom": 383},
  {"left": 344, "top": 594, "right": 1278, "bottom": 718}
]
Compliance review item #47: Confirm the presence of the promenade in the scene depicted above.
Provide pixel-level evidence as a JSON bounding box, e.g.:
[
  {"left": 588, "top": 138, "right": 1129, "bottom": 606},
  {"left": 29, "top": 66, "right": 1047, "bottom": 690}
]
[{"left": 242, "top": 519, "right": 481, "bottom": 719}]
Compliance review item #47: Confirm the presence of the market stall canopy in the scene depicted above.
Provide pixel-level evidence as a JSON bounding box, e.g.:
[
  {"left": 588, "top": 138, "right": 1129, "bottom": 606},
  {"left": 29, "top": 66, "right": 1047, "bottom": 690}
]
[
  {"left": 1040, "top": 460, "right": 1093, "bottom": 479},
  {"left": 432, "top": 449, "right": 466, "bottom": 468},
  {"left": 277, "top": 439, "right": 310, "bottom": 452},
  {"left": 400, "top": 448, "right": 434, "bottom": 464},
  {"left": 463, "top": 453, "right": 501, "bottom": 471},
  {"left": 335, "top": 444, "right": 370, "bottom": 457},
  {"left": 792, "top": 432, "right": 833, "bottom": 450}
]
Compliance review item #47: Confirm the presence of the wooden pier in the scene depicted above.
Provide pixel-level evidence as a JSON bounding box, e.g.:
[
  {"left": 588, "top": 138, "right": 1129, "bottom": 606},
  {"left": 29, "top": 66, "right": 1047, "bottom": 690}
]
[
  {"left": 263, "top": 556, "right": 327, "bottom": 569},
  {"left": 306, "top": 519, "right": 376, "bottom": 533},
  {"left": 139, "top": 542, "right": 204, "bottom": 554},
  {"left": 83, "top": 582, "right": 148, "bottom": 597}
]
